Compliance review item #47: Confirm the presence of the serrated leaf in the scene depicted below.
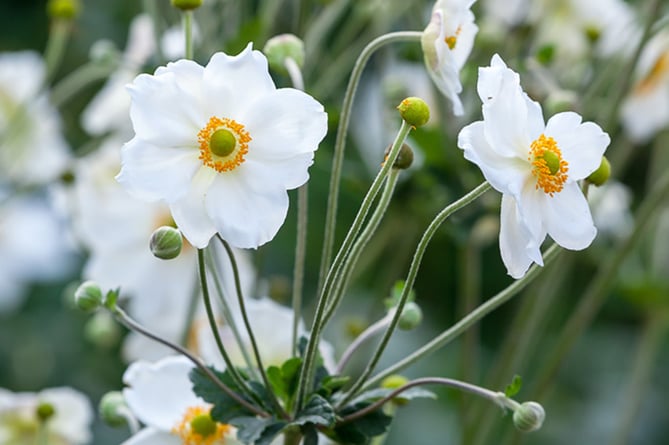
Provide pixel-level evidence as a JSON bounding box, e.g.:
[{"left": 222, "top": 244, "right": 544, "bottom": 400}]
[
  {"left": 351, "top": 387, "right": 436, "bottom": 405},
  {"left": 504, "top": 375, "right": 522, "bottom": 398},
  {"left": 292, "top": 394, "right": 336, "bottom": 428},
  {"left": 231, "top": 417, "right": 285, "bottom": 445},
  {"left": 333, "top": 402, "right": 393, "bottom": 445},
  {"left": 189, "top": 367, "right": 256, "bottom": 423}
]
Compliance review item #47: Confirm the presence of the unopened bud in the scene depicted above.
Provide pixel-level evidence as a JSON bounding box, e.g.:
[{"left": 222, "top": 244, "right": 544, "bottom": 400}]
[
  {"left": 381, "top": 375, "right": 410, "bottom": 406},
  {"left": 36, "top": 402, "right": 56, "bottom": 422},
  {"left": 535, "top": 44, "right": 555, "bottom": 66},
  {"left": 74, "top": 281, "right": 103, "bottom": 312},
  {"left": 85, "top": 311, "right": 121, "bottom": 349},
  {"left": 171, "top": 0, "right": 202, "bottom": 10},
  {"left": 99, "top": 391, "right": 133, "bottom": 428},
  {"left": 397, "top": 97, "right": 430, "bottom": 128},
  {"left": 385, "top": 143, "right": 414, "bottom": 170},
  {"left": 150, "top": 226, "right": 183, "bottom": 260},
  {"left": 47, "top": 0, "right": 81, "bottom": 19},
  {"left": 513, "top": 401, "right": 545, "bottom": 432},
  {"left": 398, "top": 302, "right": 423, "bottom": 330},
  {"left": 587, "top": 156, "right": 611, "bottom": 186},
  {"left": 264, "top": 34, "right": 305, "bottom": 75}
]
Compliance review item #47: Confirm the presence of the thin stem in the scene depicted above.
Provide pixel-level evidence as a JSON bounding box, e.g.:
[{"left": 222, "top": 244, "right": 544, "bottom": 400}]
[
  {"left": 112, "top": 305, "right": 269, "bottom": 417},
  {"left": 338, "top": 377, "right": 518, "bottom": 425},
  {"left": 362, "top": 242, "right": 562, "bottom": 392},
  {"left": 217, "top": 237, "right": 289, "bottom": 419},
  {"left": 50, "top": 62, "right": 117, "bottom": 107},
  {"left": 292, "top": 184, "right": 308, "bottom": 357},
  {"left": 184, "top": 10, "right": 194, "bottom": 60},
  {"left": 142, "top": 0, "right": 165, "bottom": 62},
  {"left": 317, "top": 30, "right": 423, "bottom": 295},
  {"left": 339, "top": 182, "right": 492, "bottom": 406},
  {"left": 284, "top": 57, "right": 305, "bottom": 92},
  {"left": 178, "top": 267, "right": 201, "bottom": 347},
  {"left": 44, "top": 19, "right": 71, "bottom": 83},
  {"left": 116, "top": 406, "right": 140, "bottom": 435},
  {"left": 336, "top": 313, "right": 393, "bottom": 374}
]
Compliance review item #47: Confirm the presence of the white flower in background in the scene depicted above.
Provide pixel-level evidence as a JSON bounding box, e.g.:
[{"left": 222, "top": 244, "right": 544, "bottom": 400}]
[
  {"left": 421, "top": 0, "right": 478, "bottom": 116},
  {"left": 481, "top": 0, "right": 528, "bottom": 28},
  {"left": 458, "top": 55, "right": 610, "bottom": 278},
  {"left": 117, "top": 44, "right": 328, "bottom": 249},
  {"left": 81, "top": 14, "right": 155, "bottom": 137},
  {"left": 620, "top": 31, "right": 669, "bottom": 143},
  {"left": 589, "top": 181, "right": 633, "bottom": 240},
  {"left": 0, "top": 194, "right": 76, "bottom": 312},
  {"left": 122, "top": 355, "right": 244, "bottom": 445},
  {"left": 69, "top": 139, "right": 254, "bottom": 361},
  {"left": 0, "top": 387, "right": 93, "bottom": 445},
  {"left": 161, "top": 22, "right": 201, "bottom": 61},
  {"left": 0, "top": 51, "right": 70, "bottom": 185}
]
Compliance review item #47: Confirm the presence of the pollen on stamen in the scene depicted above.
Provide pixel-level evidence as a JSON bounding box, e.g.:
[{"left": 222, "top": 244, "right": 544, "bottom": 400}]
[
  {"left": 444, "top": 25, "right": 462, "bottom": 50},
  {"left": 172, "top": 406, "right": 230, "bottom": 445},
  {"left": 197, "top": 116, "right": 251, "bottom": 173},
  {"left": 529, "top": 134, "right": 569, "bottom": 197}
]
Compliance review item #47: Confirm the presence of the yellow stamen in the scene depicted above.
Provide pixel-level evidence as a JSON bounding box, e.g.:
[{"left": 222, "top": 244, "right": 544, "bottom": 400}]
[
  {"left": 529, "top": 134, "right": 569, "bottom": 196},
  {"left": 444, "top": 25, "right": 462, "bottom": 50},
  {"left": 635, "top": 52, "right": 669, "bottom": 94},
  {"left": 198, "top": 117, "right": 251, "bottom": 173},
  {"left": 172, "top": 406, "right": 230, "bottom": 445}
]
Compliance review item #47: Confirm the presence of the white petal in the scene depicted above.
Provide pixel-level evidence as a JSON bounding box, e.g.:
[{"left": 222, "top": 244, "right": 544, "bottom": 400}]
[
  {"left": 169, "top": 167, "right": 218, "bottom": 248},
  {"left": 122, "top": 427, "right": 182, "bottom": 445},
  {"left": 242, "top": 153, "right": 314, "bottom": 190},
  {"left": 499, "top": 194, "right": 543, "bottom": 279},
  {"left": 123, "top": 356, "right": 200, "bottom": 432},
  {"left": 116, "top": 138, "right": 201, "bottom": 203},
  {"left": 541, "top": 183, "right": 597, "bottom": 250},
  {"left": 39, "top": 388, "right": 93, "bottom": 444},
  {"left": 242, "top": 88, "right": 327, "bottom": 161},
  {"left": 544, "top": 112, "right": 610, "bottom": 180}
]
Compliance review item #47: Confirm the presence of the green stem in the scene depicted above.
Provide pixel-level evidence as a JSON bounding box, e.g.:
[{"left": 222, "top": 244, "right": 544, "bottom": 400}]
[
  {"left": 292, "top": 184, "right": 308, "bottom": 357},
  {"left": 317, "top": 30, "right": 423, "bottom": 295},
  {"left": 361, "top": 242, "right": 562, "bottom": 392},
  {"left": 335, "top": 313, "right": 393, "bottom": 374},
  {"left": 284, "top": 57, "right": 305, "bottom": 91},
  {"left": 44, "top": 19, "right": 71, "bottom": 83},
  {"left": 50, "top": 62, "right": 117, "bottom": 107},
  {"left": 184, "top": 10, "right": 194, "bottom": 60},
  {"left": 178, "top": 267, "right": 201, "bottom": 347},
  {"left": 339, "top": 182, "right": 492, "bottom": 406}
]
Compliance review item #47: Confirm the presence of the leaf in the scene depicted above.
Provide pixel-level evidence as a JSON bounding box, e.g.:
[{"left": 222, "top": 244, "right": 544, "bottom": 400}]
[
  {"left": 231, "top": 417, "right": 286, "bottom": 445},
  {"left": 303, "top": 424, "right": 319, "bottom": 445},
  {"left": 332, "top": 403, "right": 393, "bottom": 445},
  {"left": 504, "top": 375, "right": 522, "bottom": 398},
  {"left": 320, "top": 375, "right": 350, "bottom": 396},
  {"left": 189, "top": 367, "right": 256, "bottom": 423},
  {"left": 350, "top": 387, "right": 436, "bottom": 405},
  {"left": 292, "top": 394, "right": 336, "bottom": 428}
]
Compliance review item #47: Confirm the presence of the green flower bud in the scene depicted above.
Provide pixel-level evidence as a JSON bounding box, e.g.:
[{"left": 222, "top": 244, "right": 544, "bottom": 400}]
[
  {"left": 381, "top": 375, "right": 410, "bottom": 406},
  {"left": 513, "top": 401, "right": 545, "bottom": 433},
  {"left": 385, "top": 143, "right": 414, "bottom": 170},
  {"left": 587, "top": 156, "right": 611, "bottom": 186},
  {"left": 535, "top": 44, "right": 555, "bottom": 66},
  {"left": 171, "top": 0, "right": 202, "bottom": 11},
  {"left": 36, "top": 402, "right": 55, "bottom": 422},
  {"left": 398, "top": 302, "right": 423, "bottom": 330},
  {"left": 99, "top": 391, "right": 131, "bottom": 428},
  {"left": 84, "top": 311, "right": 121, "bottom": 349},
  {"left": 47, "top": 0, "right": 81, "bottom": 19},
  {"left": 150, "top": 226, "right": 183, "bottom": 260},
  {"left": 397, "top": 97, "right": 430, "bottom": 128},
  {"left": 264, "top": 34, "right": 305, "bottom": 75},
  {"left": 74, "top": 281, "right": 103, "bottom": 312}
]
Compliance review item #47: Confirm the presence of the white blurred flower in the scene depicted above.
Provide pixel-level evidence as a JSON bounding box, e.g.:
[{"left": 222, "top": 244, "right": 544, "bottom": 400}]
[
  {"left": 620, "top": 31, "right": 669, "bottom": 143},
  {"left": 0, "top": 387, "right": 93, "bottom": 445},
  {"left": 0, "top": 194, "right": 76, "bottom": 312},
  {"left": 421, "top": 0, "right": 478, "bottom": 115},
  {"left": 480, "top": 0, "right": 528, "bottom": 28},
  {"left": 589, "top": 181, "right": 633, "bottom": 240},
  {"left": 161, "top": 22, "right": 201, "bottom": 61},
  {"left": 117, "top": 44, "right": 328, "bottom": 249},
  {"left": 458, "top": 55, "right": 610, "bottom": 278},
  {"left": 0, "top": 51, "right": 70, "bottom": 185}
]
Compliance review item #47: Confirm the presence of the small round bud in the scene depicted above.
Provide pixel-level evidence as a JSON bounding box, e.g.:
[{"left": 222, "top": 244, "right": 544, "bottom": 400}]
[
  {"left": 585, "top": 26, "right": 601, "bottom": 44},
  {"left": 36, "top": 402, "right": 56, "bottom": 421},
  {"left": 385, "top": 143, "right": 414, "bottom": 170},
  {"left": 85, "top": 311, "right": 121, "bottom": 349},
  {"left": 381, "top": 375, "right": 410, "bottom": 406},
  {"left": 535, "top": 44, "right": 555, "bottom": 66},
  {"left": 171, "top": 0, "right": 202, "bottom": 10},
  {"left": 150, "top": 226, "right": 183, "bottom": 260},
  {"left": 264, "top": 34, "right": 305, "bottom": 75},
  {"left": 74, "top": 281, "right": 103, "bottom": 312},
  {"left": 398, "top": 302, "right": 423, "bottom": 330},
  {"left": 47, "top": 0, "right": 81, "bottom": 19},
  {"left": 99, "top": 391, "right": 132, "bottom": 427},
  {"left": 587, "top": 156, "right": 611, "bottom": 186},
  {"left": 397, "top": 97, "right": 430, "bottom": 128},
  {"left": 513, "top": 401, "right": 545, "bottom": 433}
]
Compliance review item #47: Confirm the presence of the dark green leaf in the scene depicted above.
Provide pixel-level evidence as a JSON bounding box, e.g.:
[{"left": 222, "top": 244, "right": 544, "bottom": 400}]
[
  {"left": 266, "top": 366, "right": 287, "bottom": 401},
  {"left": 292, "top": 394, "right": 336, "bottom": 428},
  {"left": 504, "top": 375, "right": 522, "bottom": 398},
  {"left": 189, "top": 367, "right": 256, "bottom": 423},
  {"left": 303, "top": 424, "right": 319, "bottom": 445},
  {"left": 231, "top": 417, "right": 285, "bottom": 445},
  {"left": 332, "top": 403, "right": 393, "bottom": 445},
  {"left": 321, "top": 375, "right": 350, "bottom": 395}
]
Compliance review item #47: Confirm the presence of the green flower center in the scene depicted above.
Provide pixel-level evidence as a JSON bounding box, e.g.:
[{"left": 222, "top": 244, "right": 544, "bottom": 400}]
[
  {"left": 541, "top": 150, "right": 561, "bottom": 175},
  {"left": 209, "top": 129, "right": 237, "bottom": 158},
  {"left": 190, "top": 413, "right": 217, "bottom": 438}
]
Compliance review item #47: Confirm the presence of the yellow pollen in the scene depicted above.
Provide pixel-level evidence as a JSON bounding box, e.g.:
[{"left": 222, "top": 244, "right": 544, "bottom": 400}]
[
  {"left": 198, "top": 117, "right": 251, "bottom": 173},
  {"left": 529, "top": 134, "right": 569, "bottom": 196},
  {"left": 635, "top": 52, "right": 669, "bottom": 94},
  {"left": 445, "top": 25, "right": 462, "bottom": 50},
  {"left": 172, "top": 406, "right": 230, "bottom": 445}
]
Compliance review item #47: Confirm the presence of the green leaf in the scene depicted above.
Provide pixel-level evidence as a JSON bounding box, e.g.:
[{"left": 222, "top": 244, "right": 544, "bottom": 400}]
[
  {"left": 292, "top": 394, "right": 336, "bottom": 428},
  {"left": 333, "top": 403, "right": 393, "bottom": 445},
  {"left": 504, "top": 375, "right": 523, "bottom": 398},
  {"left": 351, "top": 387, "right": 436, "bottom": 405},
  {"left": 320, "top": 375, "right": 350, "bottom": 396},
  {"left": 189, "top": 367, "right": 256, "bottom": 423},
  {"left": 231, "top": 417, "right": 286, "bottom": 445}
]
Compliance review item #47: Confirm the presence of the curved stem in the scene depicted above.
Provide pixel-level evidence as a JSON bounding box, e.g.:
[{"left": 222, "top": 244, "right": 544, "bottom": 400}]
[
  {"left": 284, "top": 57, "right": 304, "bottom": 91},
  {"left": 338, "top": 181, "right": 492, "bottom": 406},
  {"left": 336, "top": 313, "right": 393, "bottom": 374},
  {"left": 317, "top": 30, "right": 423, "bottom": 295},
  {"left": 362, "top": 242, "right": 562, "bottom": 392},
  {"left": 50, "top": 62, "right": 117, "bottom": 107}
]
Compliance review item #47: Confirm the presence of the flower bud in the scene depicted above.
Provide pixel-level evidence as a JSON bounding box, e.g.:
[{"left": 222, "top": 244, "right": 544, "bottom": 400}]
[
  {"left": 587, "top": 156, "right": 611, "bottom": 186},
  {"left": 381, "top": 375, "right": 410, "bottom": 406},
  {"left": 171, "top": 0, "right": 202, "bottom": 10},
  {"left": 150, "top": 226, "right": 183, "bottom": 260},
  {"left": 535, "top": 44, "right": 555, "bottom": 66},
  {"left": 99, "top": 391, "right": 133, "bottom": 427},
  {"left": 85, "top": 311, "right": 121, "bottom": 349},
  {"left": 47, "top": 0, "right": 81, "bottom": 19},
  {"left": 397, "top": 97, "right": 430, "bottom": 128},
  {"left": 74, "top": 281, "right": 103, "bottom": 312},
  {"left": 513, "top": 401, "right": 545, "bottom": 432},
  {"left": 264, "top": 34, "right": 305, "bottom": 75},
  {"left": 36, "top": 402, "right": 56, "bottom": 421},
  {"left": 385, "top": 143, "right": 414, "bottom": 170},
  {"left": 398, "top": 302, "right": 423, "bottom": 330}
]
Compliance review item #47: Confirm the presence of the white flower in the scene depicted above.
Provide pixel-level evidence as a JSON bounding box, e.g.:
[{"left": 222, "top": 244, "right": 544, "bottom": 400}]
[
  {"left": 457, "top": 55, "right": 610, "bottom": 278},
  {"left": 620, "top": 31, "right": 669, "bottom": 143},
  {"left": 117, "top": 44, "right": 328, "bottom": 249},
  {"left": 421, "top": 0, "right": 478, "bottom": 116},
  {"left": 0, "top": 51, "right": 70, "bottom": 185},
  {"left": 122, "top": 355, "right": 244, "bottom": 445},
  {"left": 0, "top": 387, "right": 93, "bottom": 445},
  {"left": 481, "top": 0, "right": 528, "bottom": 28}
]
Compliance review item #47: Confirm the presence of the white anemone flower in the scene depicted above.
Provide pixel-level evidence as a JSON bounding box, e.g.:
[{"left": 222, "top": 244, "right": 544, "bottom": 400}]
[
  {"left": 421, "top": 0, "right": 478, "bottom": 116},
  {"left": 458, "top": 55, "right": 610, "bottom": 278},
  {"left": 0, "top": 51, "right": 70, "bottom": 185},
  {"left": 122, "top": 355, "right": 244, "bottom": 445},
  {"left": 117, "top": 44, "right": 328, "bottom": 249},
  {"left": 620, "top": 31, "right": 669, "bottom": 143},
  {"left": 0, "top": 387, "right": 93, "bottom": 445}
]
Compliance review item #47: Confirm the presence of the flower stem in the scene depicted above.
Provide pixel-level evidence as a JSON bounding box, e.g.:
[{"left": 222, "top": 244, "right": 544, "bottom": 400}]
[
  {"left": 317, "top": 30, "right": 423, "bottom": 296},
  {"left": 50, "top": 62, "right": 117, "bottom": 107},
  {"left": 335, "top": 313, "right": 393, "bottom": 374},
  {"left": 284, "top": 57, "right": 304, "bottom": 91},
  {"left": 292, "top": 183, "right": 308, "bottom": 357},
  {"left": 44, "top": 19, "right": 71, "bottom": 83},
  {"left": 184, "top": 10, "right": 194, "bottom": 60},
  {"left": 361, "top": 242, "right": 562, "bottom": 392},
  {"left": 338, "top": 181, "right": 492, "bottom": 406}
]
